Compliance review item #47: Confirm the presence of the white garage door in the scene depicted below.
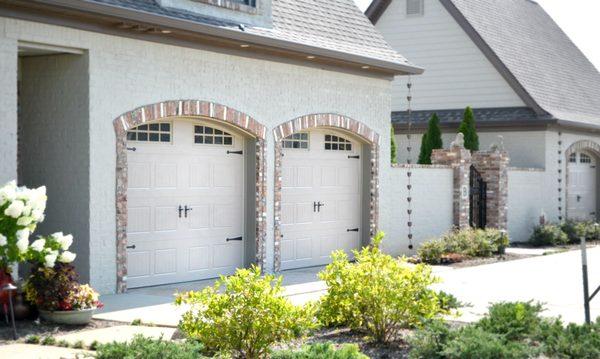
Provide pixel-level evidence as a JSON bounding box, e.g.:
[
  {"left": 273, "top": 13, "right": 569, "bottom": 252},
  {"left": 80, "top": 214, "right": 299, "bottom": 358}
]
[
  {"left": 280, "top": 129, "right": 362, "bottom": 270},
  {"left": 126, "top": 119, "right": 245, "bottom": 288},
  {"left": 567, "top": 151, "right": 597, "bottom": 221}
]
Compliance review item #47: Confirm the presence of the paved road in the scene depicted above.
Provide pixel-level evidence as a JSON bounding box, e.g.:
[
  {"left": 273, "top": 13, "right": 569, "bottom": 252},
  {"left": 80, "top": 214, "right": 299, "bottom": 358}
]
[{"left": 97, "top": 247, "right": 600, "bottom": 326}]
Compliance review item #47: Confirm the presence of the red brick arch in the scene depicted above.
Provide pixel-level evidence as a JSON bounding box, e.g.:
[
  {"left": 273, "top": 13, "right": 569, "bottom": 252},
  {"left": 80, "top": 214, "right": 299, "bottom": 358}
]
[
  {"left": 272, "top": 113, "right": 380, "bottom": 271},
  {"left": 112, "top": 100, "right": 267, "bottom": 293}
]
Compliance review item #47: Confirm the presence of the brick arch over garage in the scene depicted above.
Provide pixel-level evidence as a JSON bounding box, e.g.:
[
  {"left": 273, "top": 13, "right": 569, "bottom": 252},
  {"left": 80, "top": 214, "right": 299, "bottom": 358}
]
[
  {"left": 113, "top": 100, "right": 267, "bottom": 293},
  {"left": 564, "top": 139, "right": 600, "bottom": 220},
  {"left": 272, "top": 114, "right": 380, "bottom": 271}
]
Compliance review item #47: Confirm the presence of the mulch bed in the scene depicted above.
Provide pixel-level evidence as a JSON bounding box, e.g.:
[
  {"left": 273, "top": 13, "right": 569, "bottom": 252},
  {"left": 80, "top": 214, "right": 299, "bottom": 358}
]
[
  {"left": 446, "top": 252, "right": 532, "bottom": 268},
  {"left": 0, "top": 318, "right": 122, "bottom": 344}
]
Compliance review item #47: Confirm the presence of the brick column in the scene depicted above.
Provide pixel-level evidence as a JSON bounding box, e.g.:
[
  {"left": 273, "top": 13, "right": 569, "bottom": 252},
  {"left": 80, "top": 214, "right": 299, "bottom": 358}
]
[
  {"left": 432, "top": 141, "right": 472, "bottom": 229},
  {"left": 471, "top": 150, "right": 510, "bottom": 230}
]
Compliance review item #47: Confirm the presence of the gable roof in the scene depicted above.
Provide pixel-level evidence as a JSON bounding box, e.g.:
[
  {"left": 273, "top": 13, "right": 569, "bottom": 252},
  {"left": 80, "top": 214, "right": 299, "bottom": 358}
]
[
  {"left": 368, "top": 0, "right": 600, "bottom": 125},
  {"left": 25, "top": 0, "right": 422, "bottom": 75}
]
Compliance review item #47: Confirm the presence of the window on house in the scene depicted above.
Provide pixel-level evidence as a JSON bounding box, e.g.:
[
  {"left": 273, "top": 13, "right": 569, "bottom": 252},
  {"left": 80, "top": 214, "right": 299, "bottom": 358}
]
[
  {"left": 324, "top": 134, "right": 353, "bottom": 151},
  {"left": 569, "top": 153, "right": 577, "bottom": 163},
  {"left": 580, "top": 153, "right": 592, "bottom": 164},
  {"left": 406, "top": 0, "right": 424, "bottom": 16},
  {"left": 194, "top": 125, "right": 233, "bottom": 145},
  {"left": 127, "top": 122, "right": 171, "bottom": 143},
  {"left": 282, "top": 133, "right": 309, "bottom": 149}
]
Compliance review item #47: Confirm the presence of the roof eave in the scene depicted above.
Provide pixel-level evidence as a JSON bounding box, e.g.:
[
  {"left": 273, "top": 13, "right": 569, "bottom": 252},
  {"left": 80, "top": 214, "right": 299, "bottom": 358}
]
[{"left": 29, "top": 0, "right": 422, "bottom": 75}]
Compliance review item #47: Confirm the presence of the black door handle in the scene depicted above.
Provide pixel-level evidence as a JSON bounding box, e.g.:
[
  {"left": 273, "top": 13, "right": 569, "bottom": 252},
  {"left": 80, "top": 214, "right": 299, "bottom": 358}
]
[
  {"left": 126, "top": 244, "right": 136, "bottom": 249},
  {"left": 184, "top": 205, "right": 192, "bottom": 218},
  {"left": 177, "top": 205, "right": 183, "bottom": 218},
  {"left": 346, "top": 228, "right": 359, "bottom": 232},
  {"left": 226, "top": 236, "right": 243, "bottom": 242}
]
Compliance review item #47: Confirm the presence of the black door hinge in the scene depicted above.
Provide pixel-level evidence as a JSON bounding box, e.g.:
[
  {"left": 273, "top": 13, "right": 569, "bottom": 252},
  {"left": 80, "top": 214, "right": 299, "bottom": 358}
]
[
  {"left": 126, "top": 244, "right": 136, "bottom": 249},
  {"left": 127, "top": 147, "right": 137, "bottom": 151},
  {"left": 226, "top": 236, "right": 243, "bottom": 242},
  {"left": 346, "top": 228, "right": 359, "bottom": 232},
  {"left": 348, "top": 155, "right": 360, "bottom": 159},
  {"left": 227, "top": 150, "right": 243, "bottom": 155}
]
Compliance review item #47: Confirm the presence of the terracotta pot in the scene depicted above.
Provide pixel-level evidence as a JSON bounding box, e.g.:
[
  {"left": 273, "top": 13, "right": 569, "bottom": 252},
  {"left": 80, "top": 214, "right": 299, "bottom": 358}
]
[{"left": 39, "top": 307, "right": 96, "bottom": 325}]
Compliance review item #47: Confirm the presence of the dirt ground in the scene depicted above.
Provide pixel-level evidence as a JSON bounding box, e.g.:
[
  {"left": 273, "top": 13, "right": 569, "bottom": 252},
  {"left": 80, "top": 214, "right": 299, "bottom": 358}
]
[{"left": 0, "top": 318, "right": 122, "bottom": 344}]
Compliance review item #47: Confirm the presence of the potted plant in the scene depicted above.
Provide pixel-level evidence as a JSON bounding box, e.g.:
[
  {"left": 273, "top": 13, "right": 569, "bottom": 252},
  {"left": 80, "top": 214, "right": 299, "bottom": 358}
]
[{"left": 23, "top": 261, "right": 103, "bottom": 325}]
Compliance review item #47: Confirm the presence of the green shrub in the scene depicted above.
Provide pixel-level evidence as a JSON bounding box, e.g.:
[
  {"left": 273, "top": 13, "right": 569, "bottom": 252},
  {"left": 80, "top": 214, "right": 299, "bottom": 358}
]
[
  {"left": 528, "top": 224, "right": 569, "bottom": 247},
  {"left": 458, "top": 106, "right": 479, "bottom": 152},
  {"left": 417, "top": 239, "right": 446, "bottom": 264},
  {"left": 390, "top": 126, "right": 398, "bottom": 164},
  {"left": 418, "top": 113, "right": 443, "bottom": 165},
  {"left": 477, "top": 301, "right": 544, "bottom": 341},
  {"left": 441, "top": 326, "right": 531, "bottom": 359},
  {"left": 72, "top": 340, "right": 84, "bottom": 349},
  {"left": 560, "top": 220, "right": 588, "bottom": 243},
  {"left": 408, "top": 320, "right": 453, "bottom": 359},
  {"left": 25, "top": 335, "right": 40, "bottom": 344},
  {"left": 41, "top": 336, "right": 56, "bottom": 346},
  {"left": 272, "top": 343, "right": 368, "bottom": 359},
  {"left": 176, "top": 266, "right": 317, "bottom": 358},
  {"left": 538, "top": 318, "right": 600, "bottom": 359},
  {"left": 437, "top": 291, "right": 465, "bottom": 312},
  {"left": 318, "top": 231, "right": 444, "bottom": 343},
  {"left": 57, "top": 340, "right": 70, "bottom": 347},
  {"left": 95, "top": 335, "right": 205, "bottom": 359}
]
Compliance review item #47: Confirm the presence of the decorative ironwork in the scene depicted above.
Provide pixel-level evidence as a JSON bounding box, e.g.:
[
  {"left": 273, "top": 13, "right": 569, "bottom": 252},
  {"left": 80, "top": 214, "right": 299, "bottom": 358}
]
[
  {"left": 406, "top": 78, "right": 414, "bottom": 250},
  {"left": 469, "top": 165, "right": 487, "bottom": 229}
]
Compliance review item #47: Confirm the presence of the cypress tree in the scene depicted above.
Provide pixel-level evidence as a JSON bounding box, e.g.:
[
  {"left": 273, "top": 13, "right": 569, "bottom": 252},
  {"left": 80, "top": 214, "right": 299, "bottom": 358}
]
[
  {"left": 459, "top": 106, "right": 479, "bottom": 151},
  {"left": 418, "top": 113, "right": 443, "bottom": 164},
  {"left": 390, "top": 126, "right": 398, "bottom": 164}
]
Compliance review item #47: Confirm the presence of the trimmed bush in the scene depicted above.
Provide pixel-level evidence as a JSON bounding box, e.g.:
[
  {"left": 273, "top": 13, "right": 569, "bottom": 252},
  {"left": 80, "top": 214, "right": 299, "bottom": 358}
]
[
  {"left": 272, "top": 343, "right": 368, "bottom": 359},
  {"left": 418, "top": 113, "right": 443, "bottom": 165},
  {"left": 418, "top": 228, "right": 508, "bottom": 264},
  {"left": 318, "top": 232, "right": 444, "bottom": 343},
  {"left": 440, "top": 326, "right": 531, "bottom": 359},
  {"left": 477, "top": 301, "right": 544, "bottom": 341},
  {"left": 538, "top": 318, "right": 600, "bottom": 359},
  {"left": 176, "top": 266, "right": 317, "bottom": 358},
  {"left": 458, "top": 107, "right": 479, "bottom": 152},
  {"left": 408, "top": 320, "right": 453, "bottom": 359},
  {"left": 95, "top": 335, "right": 205, "bottom": 359},
  {"left": 528, "top": 224, "right": 569, "bottom": 247}
]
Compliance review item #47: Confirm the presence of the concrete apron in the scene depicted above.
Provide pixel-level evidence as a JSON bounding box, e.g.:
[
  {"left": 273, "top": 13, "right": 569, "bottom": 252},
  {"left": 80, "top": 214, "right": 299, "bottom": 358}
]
[{"left": 95, "top": 247, "right": 600, "bottom": 327}]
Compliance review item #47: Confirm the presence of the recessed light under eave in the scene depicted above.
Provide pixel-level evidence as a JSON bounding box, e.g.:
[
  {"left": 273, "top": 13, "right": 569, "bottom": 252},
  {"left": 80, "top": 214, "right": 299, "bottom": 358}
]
[
  {"left": 240, "top": 44, "right": 250, "bottom": 48},
  {"left": 361, "top": 65, "right": 370, "bottom": 69}
]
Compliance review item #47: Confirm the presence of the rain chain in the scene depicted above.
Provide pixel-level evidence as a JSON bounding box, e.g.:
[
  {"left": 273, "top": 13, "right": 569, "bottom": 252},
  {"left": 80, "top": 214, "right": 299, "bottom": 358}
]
[
  {"left": 557, "top": 132, "right": 563, "bottom": 221},
  {"left": 406, "top": 78, "right": 414, "bottom": 250}
]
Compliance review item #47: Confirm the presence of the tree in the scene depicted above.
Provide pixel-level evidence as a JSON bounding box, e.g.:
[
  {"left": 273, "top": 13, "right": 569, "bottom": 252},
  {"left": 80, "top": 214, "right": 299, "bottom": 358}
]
[
  {"left": 390, "top": 126, "right": 398, "bottom": 164},
  {"left": 417, "top": 113, "right": 443, "bottom": 164},
  {"left": 458, "top": 106, "right": 479, "bottom": 151}
]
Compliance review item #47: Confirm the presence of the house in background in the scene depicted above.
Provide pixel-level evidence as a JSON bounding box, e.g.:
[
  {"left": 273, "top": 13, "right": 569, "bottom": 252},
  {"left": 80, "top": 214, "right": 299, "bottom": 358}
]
[
  {"left": 0, "top": 0, "right": 422, "bottom": 293},
  {"left": 367, "top": 0, "right": 600, "bottom": 223}
]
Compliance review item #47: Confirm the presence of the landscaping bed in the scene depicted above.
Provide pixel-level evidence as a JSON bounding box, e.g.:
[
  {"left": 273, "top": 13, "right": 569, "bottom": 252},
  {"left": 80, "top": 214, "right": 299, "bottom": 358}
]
[
  {"left": 0, "top": 318, "right": 121, "bottom": 344},
  {"left": 443, "top": 252, "right": 531, "bottom": 268}
]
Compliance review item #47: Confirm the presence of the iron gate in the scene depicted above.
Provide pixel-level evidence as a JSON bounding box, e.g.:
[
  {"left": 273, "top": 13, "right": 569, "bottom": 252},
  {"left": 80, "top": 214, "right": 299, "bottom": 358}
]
[{"left": 469, "top": 165, "right": 487, "bottom": 228}]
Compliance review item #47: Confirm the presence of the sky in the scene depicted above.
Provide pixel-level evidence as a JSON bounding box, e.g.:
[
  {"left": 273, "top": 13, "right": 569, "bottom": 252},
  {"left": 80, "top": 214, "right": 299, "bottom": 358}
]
[{"left": 354, "top": 0, "right": 600, "bottom": 71}]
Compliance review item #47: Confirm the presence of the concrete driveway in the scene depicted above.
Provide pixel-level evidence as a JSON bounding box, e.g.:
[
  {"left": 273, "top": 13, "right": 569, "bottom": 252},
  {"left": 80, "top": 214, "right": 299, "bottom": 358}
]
[{"left": 96, "top": 247, "right": 600, "bottom": 326}]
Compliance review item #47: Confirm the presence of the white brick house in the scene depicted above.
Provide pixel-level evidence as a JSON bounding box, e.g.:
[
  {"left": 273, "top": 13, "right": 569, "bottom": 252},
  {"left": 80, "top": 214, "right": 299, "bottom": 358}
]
[
  {"left": 0, "top": 0, "right": 427, "bottom": 293},
  {"left": 368, "top": 0, "right": 600, "bottom": 229}
]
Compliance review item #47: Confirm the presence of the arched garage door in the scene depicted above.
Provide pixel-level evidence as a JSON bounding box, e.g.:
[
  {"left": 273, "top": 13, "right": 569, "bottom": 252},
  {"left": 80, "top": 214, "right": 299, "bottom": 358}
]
[
  {"left": 126, "top": 119, "right": 245, "bottom": 288},
  {"left": 280, "top": 129, "right": 362, "bottom": 270},
  {"left": 567, "top": 151, "right": 597, "bottom": 221}
]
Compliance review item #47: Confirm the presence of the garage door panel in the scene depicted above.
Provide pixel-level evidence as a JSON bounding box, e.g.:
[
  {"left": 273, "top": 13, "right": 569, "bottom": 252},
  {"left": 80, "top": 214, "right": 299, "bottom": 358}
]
[
  {"left": 129, "top": 207, "right": 152, "bottom": 233},
  {"left": 213, "top": 243, "right": 242, "bottom": 268},
  {"left": 296, "top": 167, "right": 313, "bottom": 188},
  {"left": 318, "top": 234, "right": 337, "bottom": 258},
  {"left": 128, "top": 251, "right": 151, "bottom": 278},
  {"left": 213, "top": 163, "right": 238, "bottom": 188},
  {"left": 154, "top": 206, "right": 178, "bottom": 231},
  {"left": 320, "top": 166, "right": 337, "bottom": 187},
  {"left": 281, "top": 239, "right": 295, "bottom": 261},
  {"left": 281, "top": 203, "right": 295, "bottom": 225},
  {"left": 213, "top": 204, "right": 240, "bottom": 228},
  {"left": 295, "top": 202, "right": 313, "bottom": 224},
  {"left": 296, "top": 237, "right": 312, "bottom": 260},
  {"left": 189, "top": 204, "right": 210, "bottom": 229},
  {"left": 188, "top": 246, "right": 211, "bottom": 271},
  {"left": 129, "top": 162, "right": 152, "bottom": 189},
  {"left": 189, "top": 164, "right": 210, "bottom": 188},
  {"left": 155, "top": 163, "right": 178, "bottom": 188},
  {"left": 154, "top": 249, "right": 177, "bottom": 275}
]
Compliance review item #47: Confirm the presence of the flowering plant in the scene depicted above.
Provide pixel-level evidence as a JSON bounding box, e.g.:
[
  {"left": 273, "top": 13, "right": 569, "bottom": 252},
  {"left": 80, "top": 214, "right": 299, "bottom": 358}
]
[
  {"left": 27, "top": 232, "right": 77, "bottom": 268},
  {"left": 0, "top": 180, "right": 47, "bottom": 267},
  {"left": 23, "top": 263, "right": 102, "bottom": 311}
]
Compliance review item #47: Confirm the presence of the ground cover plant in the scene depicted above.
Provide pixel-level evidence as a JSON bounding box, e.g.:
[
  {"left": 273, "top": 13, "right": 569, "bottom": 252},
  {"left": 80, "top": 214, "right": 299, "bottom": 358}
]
[
  {"left": 318, "top": 231, "right": 446, "bottom": 343},
  {"left": 95, "top": 335, "right": 205, "bottom": 359},
  {"left": 529, "top": 220, "right": 600, "bottom": 247},
  {"left": 417, "top": 228, "right": 509, "bottom": 264},
  {"left": 176, "top": 265, "right": 317, "bottom": 358}
]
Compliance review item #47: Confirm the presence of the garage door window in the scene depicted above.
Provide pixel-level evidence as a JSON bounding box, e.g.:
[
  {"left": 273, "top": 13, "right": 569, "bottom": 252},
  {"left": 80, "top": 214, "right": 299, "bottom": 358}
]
[
  {"left": 580, "top": 153, "right": 592, "bottom": 164},
  {"left": 282, "top": 133, "right": 309, "bottom": 149},
  {"left": 127, "top": 122, "right": 171, "bottom": 142},
  {"left": 194, "top": 125, "right": 233, "bottom": 145},
  {"left": 324, "top": 134, "right": 352, "bottom": 151}
]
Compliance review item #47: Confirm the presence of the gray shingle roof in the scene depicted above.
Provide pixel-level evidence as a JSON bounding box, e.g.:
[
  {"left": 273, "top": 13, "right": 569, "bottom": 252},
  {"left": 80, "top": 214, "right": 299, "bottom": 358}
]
[
  {"left": 82, "top": 0, "right": 419, "bottom": 73},
  {"left": 368, "top": 0, "right": 600, "bottom": 125},
  {"left": 391, "top": 107, "right": 546, "bottom": 126}
]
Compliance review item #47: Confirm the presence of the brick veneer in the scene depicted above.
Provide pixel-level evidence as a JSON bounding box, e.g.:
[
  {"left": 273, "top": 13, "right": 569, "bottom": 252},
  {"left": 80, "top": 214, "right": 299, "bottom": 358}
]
[
  {"left": 471, "top": 151, "right": 510, "bottom": 230},
  {"left": 432, "top": 145, "right": 472, "bottom": 229},
  {"left": 272, "top": 114, "right": 380, "bottom": 271},
  {"left": 112, "top": 100, "right": 267, "bottom": 293}
]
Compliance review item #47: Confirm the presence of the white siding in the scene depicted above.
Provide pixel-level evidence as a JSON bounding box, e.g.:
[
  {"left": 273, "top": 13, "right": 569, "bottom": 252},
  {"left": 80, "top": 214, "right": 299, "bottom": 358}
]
[
  {"left": 376, "top": 0, "right": 525, "bottom": 111},
  {"left": 507, "top": 169, "right": 546, "bottom": 242}
]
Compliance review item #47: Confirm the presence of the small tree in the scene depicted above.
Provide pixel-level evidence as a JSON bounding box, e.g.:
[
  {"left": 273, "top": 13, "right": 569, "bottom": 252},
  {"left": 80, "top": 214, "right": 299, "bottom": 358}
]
[
  {"left": 459, "top": 106, "right": 479, "bottom": 151},
  {"left": 390, "top": 126, "right": 398, "bottom": 164},
  {"left": 418, "top": 113, "right": 443, "bottom": 164}
]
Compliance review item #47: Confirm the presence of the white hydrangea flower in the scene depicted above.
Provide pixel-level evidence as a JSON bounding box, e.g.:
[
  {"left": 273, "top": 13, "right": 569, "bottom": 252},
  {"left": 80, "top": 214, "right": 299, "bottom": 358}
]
[
  {"left": 57, "top": 234, "right": 74, "bottom": 250},
  {"left": 30, "top": 238, "right": 46, "bottom": 252},
  {"left": 17, "top": 216, "right": 33, "bottom": 226},
  {"left": 0, "top": 234, "right": 6, "bottom": 246},
  {"left": 4, "top": 200, "right": 25, "bottom": 218},
  {"left": 58, "top": 251, "right": 76, "bottom": 263},
  {"left": 51, "top": 232, "right": 64, "bottom": 239},
  {"left": 21, "top": 205, "right": 32, "bottom": 217},
  {"left": 31, "top": 208, "right": 45, "bottom": 222},
  {"left": 16, "top": 229, "right": 30, "bottom": 253},
  {"left": 28, "top": 186, "right": 47, "bottom": 211},
  {"left": 44, "top": 252, "right": 58, "bottom": 268},
  {"left": 0, "top": 181, "right": 17, "bottom": 204}
]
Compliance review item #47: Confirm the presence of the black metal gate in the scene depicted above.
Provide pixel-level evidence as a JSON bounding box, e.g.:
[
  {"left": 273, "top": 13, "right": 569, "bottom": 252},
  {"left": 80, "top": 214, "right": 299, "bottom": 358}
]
[{"left": 469, "top": 165, "right": 487, "bottom": 229}]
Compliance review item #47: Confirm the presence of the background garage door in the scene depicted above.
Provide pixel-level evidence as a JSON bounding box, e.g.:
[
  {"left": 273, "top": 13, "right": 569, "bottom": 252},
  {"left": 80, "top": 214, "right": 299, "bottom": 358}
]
[
  {"left": 126, "top": 119, "right": 245, "bottom": 288},
  {"left": 567, "top": 151, "right": 597, "bottom": 221},
  {"left": 280, "top": 129, "right": 362, "bottom": 270}
]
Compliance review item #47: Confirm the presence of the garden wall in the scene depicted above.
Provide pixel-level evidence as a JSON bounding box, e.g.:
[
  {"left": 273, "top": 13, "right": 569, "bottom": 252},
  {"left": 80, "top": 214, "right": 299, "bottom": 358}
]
[
  {"left": 507, "top": 168, "right": 546, "bottom": 242},
  {"left": 384, "top": 165, "right": 454, "bottom": 255}
]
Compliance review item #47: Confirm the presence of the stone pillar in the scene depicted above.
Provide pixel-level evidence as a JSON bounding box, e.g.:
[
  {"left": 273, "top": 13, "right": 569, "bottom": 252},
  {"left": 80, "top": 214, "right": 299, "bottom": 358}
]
[
  {"left": 432, "top": 136, "right": 472, "bottom": 229},
  {"left": 471, "top": 150, "right": 510, "bottom": 230}
]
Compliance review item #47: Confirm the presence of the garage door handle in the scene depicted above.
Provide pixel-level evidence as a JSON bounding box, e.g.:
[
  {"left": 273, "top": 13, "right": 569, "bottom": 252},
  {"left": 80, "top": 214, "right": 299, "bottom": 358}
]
[
  {"left": 126, "top": 244, "right": 136, "bottom": 249},
  {"left": 348, "top": 155, "right": 360, "bottom": 159},
  {"left": 226, "top": 236, "right": 243, "bottom": 242},
  {"left": 227, "top": 150, "right": 243, "bottom": 155},
  {"left": 346, "top": 228, "right": 359, "bottom": 232}
]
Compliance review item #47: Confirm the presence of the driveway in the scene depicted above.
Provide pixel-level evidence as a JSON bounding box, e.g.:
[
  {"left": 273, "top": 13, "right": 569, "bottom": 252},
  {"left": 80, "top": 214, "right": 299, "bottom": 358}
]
[{"left": 96, "top": 247, "right": 600, "bottom": 326}]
